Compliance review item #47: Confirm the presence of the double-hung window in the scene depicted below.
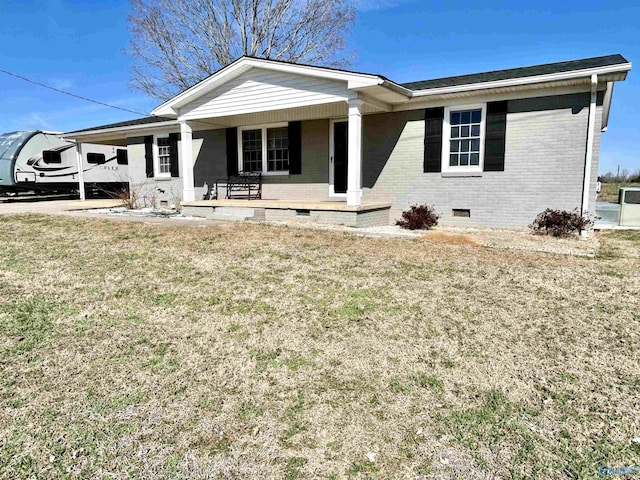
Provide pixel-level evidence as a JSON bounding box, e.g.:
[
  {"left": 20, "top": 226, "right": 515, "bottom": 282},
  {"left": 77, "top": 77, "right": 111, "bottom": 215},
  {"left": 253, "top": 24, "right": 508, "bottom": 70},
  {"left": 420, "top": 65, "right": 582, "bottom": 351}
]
[
  {"left": 239, "top": 124, "right": 289, "bottom": 174},
  {"left": 442, "top": 105, "right": 485, "bottom": 172},
  {"left": 156, "top": 137, "right": 171, "bottom": 177}
]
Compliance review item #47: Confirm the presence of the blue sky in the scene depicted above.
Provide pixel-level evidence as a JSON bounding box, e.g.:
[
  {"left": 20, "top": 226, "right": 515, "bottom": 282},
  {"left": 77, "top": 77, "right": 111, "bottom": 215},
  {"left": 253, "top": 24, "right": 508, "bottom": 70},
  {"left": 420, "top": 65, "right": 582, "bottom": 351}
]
[{"left": 0, "top": 0, "right": 637, "bottom": 174}]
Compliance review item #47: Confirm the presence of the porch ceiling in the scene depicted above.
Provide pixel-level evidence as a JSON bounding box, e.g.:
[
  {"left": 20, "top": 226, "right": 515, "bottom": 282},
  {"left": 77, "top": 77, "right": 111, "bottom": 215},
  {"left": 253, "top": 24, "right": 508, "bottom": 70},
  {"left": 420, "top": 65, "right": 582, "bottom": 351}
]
[{"left": 184, "top": 101, "right": 388, "bottom": 130}]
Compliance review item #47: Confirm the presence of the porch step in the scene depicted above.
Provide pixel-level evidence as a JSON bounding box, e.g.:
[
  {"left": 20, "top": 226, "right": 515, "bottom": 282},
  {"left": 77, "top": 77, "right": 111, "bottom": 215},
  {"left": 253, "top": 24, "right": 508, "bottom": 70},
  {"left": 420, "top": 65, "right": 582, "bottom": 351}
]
[{"left": 193, "top": 206, "right": 266, "bottom": 222}]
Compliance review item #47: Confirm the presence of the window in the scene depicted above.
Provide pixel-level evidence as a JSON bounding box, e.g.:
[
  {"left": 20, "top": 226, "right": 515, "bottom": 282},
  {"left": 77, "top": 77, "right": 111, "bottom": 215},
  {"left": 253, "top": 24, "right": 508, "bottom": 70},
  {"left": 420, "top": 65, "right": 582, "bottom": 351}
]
[
  {"left": 242, "top": 129, "right": 263, "bottom": 172},
  {"left": 239, "top": 124, "right": 289, "bottom": 174},
  {"left": 442, "top": 105, "right": 485, "bottom": 171},
  {"left": 116, "top": 149, "right": 128, "bottom": 165},
  {"left": 87, "top": 152, "right": 105, "bottom": 164},
  {"left": 157, "top": 137, "right": 171, "bottom": 176},
  {"left": 43, "top": 150, "right": 61, "bottom": 164},
  {"left": 267, "top": 127, "right": 289, "bottom": 172}
]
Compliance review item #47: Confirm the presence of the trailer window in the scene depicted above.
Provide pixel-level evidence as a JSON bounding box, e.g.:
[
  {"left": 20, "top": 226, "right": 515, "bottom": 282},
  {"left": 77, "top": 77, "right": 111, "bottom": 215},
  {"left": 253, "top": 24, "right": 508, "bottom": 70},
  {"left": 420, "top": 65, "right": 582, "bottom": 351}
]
[
  {"left": 87, "top": 153, "right": 105, "bottom": 164},
  {"left": 43, "top": 150, "right": 62, "bottom": 164},
  {"left": 116, "top": 149, "right": 128, "bottom": 165}
]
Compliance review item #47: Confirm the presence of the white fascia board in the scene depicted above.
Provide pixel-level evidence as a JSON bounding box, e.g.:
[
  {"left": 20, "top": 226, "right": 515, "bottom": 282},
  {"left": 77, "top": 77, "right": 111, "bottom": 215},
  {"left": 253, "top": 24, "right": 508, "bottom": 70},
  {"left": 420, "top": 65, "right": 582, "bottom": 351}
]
[
  {"left": 151, "top": 56, "right": 388, "bottom": 116},
  {"left": 410, "top": 63, "right": 632, "bottom": 98},
  {"left": 63, "top": 120, "right": 180, "bottom": 140}
]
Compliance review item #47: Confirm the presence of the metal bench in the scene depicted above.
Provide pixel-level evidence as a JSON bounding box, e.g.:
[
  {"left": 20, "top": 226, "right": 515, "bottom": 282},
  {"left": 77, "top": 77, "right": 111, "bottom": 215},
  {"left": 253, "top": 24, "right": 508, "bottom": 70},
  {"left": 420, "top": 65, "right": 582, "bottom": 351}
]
[{"left": 204, "top": 172, "right": 262, "bottom": 200}]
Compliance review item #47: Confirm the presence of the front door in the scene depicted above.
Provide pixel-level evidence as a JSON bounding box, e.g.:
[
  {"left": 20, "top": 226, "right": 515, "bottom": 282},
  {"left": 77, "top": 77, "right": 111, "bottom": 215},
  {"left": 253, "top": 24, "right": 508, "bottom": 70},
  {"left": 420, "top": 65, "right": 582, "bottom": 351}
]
[{"left": 330, "top": 120, "right": 348, "bottom": 195}]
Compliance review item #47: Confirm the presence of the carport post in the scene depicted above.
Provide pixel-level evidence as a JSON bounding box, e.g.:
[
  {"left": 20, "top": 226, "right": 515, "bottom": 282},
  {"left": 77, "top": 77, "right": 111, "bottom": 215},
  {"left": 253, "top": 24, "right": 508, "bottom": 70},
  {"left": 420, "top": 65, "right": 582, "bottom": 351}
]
[{"left": 75, "top": 142, "right": 86, "bottom": 200}]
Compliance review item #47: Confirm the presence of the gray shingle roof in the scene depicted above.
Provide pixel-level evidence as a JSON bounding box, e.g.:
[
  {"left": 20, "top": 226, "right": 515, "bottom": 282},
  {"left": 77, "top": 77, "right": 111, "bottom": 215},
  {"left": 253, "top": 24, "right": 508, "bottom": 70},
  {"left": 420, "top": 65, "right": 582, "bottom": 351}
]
[
  {"left": 65, "top": 116, "right": 175, "bottom": 135},
  {"left": 401, "top": 54, "right": 629, "bottom": 91}
]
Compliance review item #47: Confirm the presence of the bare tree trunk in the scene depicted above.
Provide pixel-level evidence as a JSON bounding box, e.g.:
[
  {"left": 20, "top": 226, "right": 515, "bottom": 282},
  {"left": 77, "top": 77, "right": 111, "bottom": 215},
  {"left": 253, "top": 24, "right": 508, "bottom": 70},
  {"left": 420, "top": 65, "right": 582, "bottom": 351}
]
[{"left": 128, "top": 0, "right": 356, "bottom": 100}]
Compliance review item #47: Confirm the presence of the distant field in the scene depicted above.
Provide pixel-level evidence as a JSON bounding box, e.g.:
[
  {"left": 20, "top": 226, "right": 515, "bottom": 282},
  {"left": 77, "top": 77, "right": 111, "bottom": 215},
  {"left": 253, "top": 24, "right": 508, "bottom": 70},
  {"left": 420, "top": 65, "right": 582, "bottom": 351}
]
[
  {"left": 598, "top": 182, "right": 640, "bottom": 203},
  {"left": 0, "top": 215, "right": 639, "bottom": 479}
]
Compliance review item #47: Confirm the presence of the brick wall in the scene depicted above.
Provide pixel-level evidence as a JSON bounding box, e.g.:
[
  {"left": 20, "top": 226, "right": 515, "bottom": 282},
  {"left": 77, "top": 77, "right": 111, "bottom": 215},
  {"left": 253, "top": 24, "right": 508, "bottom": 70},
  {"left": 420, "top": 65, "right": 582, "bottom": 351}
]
[
  {"left": 127, "top": 91, "right": 603, "bottom": 227},
  {"left": 362, "top": 92, "right": 603, "bottom": 227}
]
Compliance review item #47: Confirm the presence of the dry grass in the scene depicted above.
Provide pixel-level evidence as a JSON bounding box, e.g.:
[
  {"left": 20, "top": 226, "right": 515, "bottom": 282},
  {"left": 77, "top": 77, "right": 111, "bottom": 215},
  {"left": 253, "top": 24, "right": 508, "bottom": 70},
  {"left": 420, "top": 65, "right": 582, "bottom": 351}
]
[
  {"left": 598, "top": 182, "right": 640, "bottom": 203},
  {"left": 0, "top": 215, "right": 638, "bottom": 479},
  {"left": 420, "top": 231, "right": 480, "bottom": 246}
]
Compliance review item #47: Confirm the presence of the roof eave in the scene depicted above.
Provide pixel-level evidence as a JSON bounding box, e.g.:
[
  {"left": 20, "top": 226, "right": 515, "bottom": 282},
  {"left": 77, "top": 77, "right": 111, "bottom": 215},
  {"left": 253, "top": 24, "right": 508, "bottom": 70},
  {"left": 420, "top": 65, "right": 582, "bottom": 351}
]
[
  {"left": 63, "top": 120, "right": 180, "bottom": 140},
  {"left": 410, "top": 62, "right": 632, "bottom": 98}
]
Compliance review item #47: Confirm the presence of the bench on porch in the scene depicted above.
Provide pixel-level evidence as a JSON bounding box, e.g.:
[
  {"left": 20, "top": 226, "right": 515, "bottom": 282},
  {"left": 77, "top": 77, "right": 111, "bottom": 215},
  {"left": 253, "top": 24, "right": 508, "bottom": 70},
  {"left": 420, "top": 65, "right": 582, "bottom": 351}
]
[{"left": 204, "top": 172, "right": 262, "bottom": 200}]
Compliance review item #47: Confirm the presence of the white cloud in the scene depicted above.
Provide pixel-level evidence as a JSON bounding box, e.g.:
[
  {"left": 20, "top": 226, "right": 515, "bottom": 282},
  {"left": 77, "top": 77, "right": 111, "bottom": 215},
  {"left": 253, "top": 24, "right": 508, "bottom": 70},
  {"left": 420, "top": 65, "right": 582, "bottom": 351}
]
[
  {"left": 354, "top": 0, "right": 412, "bottom": 11},
  {"left": 49, "top": 78, "right": 75, "bottom": 90},
  {"left": 17, "top": 112, "right": 55, "bottom": 132},
  {"left": 5, "top": 94, "right": 155, "bottom": 134}
]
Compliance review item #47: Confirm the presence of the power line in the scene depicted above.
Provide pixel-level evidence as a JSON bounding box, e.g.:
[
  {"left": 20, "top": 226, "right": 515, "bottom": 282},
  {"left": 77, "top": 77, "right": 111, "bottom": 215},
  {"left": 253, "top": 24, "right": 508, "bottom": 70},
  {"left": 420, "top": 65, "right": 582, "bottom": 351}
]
[{"left": 0, "top": 68, "right": 150, "bottom": 117}]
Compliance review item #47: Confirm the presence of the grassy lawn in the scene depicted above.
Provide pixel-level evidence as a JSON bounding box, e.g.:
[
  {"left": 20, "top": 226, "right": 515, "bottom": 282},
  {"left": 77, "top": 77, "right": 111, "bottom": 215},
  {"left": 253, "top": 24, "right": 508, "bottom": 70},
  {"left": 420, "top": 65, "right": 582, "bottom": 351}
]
[
  {"left": 598, "top": 182, "right": 640, "bottom": 203},
  {"left": 0, "top": 215, "right": 638, "bottom": 479}
]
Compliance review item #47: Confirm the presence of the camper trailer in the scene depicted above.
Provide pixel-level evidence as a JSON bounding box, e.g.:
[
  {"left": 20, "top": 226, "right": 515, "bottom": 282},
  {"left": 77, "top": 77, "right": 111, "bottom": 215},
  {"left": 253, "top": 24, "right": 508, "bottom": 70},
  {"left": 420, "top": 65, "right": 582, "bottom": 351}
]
[{"left": 0, "top": 130, "right": 128, "bottom": 196}]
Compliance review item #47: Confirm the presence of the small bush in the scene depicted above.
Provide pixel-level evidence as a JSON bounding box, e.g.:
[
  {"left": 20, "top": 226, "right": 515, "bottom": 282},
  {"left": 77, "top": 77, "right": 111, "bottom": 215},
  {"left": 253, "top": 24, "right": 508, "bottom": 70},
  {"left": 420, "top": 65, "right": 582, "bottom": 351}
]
[
  {"left": 397, "top": 204, "right": 439, "bottom": 230},
  {"left": 529, "top": 208, "right": 593, "bottom": 237}
]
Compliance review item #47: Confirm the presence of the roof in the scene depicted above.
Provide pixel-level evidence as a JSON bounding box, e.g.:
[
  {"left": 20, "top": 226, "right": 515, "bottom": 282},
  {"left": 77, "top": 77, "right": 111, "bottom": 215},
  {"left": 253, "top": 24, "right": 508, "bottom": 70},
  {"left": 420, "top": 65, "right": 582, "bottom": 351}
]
[
  {"left": 151, "top": 55, "right": 390, "bottom": 116},
  {"left": 65, "top": 54, "right": 630, "bottom": 138},
  {"left": 402, "top": 54, "right": 629, "bottom": 90},
  {"left": 65, "top": 116, "right": 175, "bottom": 135},
  {"left": 0, "top": 130, "right": 39, "bottom": 162}
]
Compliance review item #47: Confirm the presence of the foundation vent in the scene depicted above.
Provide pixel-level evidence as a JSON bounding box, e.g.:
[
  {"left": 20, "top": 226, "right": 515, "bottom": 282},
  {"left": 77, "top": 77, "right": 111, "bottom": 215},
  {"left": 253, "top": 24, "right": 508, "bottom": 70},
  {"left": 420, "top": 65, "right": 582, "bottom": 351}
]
[{"left": 452, "top": 209, "right": 471, "bottom": 218}]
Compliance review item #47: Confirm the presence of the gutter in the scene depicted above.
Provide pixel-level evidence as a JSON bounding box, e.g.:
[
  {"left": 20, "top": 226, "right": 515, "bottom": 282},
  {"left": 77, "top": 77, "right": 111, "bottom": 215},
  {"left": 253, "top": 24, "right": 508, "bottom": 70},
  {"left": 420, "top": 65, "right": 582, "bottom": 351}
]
[{"left": 409, "top": 63, "right": 631, "bottom": 98}]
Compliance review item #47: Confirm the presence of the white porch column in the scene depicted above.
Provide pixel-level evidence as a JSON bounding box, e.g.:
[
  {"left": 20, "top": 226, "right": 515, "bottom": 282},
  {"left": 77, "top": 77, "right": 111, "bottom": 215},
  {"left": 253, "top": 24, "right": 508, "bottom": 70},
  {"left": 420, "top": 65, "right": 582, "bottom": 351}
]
[
  {"left": 347, "top": 98, "right": 364, "bottom": 206},
  {"left": 179, "top": 120, "right": 195, "bottom": 202},
  {"left": 75, "top": 142, "right": 86, "bottom": 200}
]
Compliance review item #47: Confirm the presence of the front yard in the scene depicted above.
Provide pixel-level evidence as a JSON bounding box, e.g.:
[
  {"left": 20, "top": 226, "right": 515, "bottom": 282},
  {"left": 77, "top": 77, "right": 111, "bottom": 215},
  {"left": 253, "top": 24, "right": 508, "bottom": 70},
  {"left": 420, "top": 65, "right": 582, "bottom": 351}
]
[{"left": 0, "top": 215, "right": 638, "bottom": 479}]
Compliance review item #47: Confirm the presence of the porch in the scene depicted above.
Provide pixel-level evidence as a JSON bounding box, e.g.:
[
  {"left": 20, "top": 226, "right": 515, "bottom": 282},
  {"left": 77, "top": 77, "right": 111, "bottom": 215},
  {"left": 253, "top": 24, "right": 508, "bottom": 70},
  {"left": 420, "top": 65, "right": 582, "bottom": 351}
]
[{"left": 181, "top": 199, "right": 391, "bottom": 228}]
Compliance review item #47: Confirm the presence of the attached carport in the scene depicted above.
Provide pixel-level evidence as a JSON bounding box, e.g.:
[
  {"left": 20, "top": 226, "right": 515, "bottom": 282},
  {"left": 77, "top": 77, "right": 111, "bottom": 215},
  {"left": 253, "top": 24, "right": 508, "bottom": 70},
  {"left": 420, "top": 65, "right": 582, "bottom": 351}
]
[{"left": 63, "top": 116, "right": 178, "bottom": 199}]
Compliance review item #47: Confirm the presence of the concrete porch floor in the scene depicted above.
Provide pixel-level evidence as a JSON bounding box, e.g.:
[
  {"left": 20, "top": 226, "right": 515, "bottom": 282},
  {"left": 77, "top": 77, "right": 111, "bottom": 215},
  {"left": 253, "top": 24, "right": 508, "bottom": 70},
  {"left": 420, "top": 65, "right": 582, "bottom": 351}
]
[
  {"left": 181, "top": 199, "right": 392, "bottom": 227},
  {"left": 182, "top": 199, "right": 391, "bottom": 212}
]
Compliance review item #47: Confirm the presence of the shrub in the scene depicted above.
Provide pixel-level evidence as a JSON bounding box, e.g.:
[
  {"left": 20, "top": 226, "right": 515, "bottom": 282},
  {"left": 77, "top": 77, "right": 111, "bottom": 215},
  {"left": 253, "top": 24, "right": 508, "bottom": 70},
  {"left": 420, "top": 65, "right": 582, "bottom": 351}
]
[
  {"left": 397, "top": 204, "right": 439, "bottom": 230},
  {"left": 529, "top": 208, "right": 593, "bottom": 237}
]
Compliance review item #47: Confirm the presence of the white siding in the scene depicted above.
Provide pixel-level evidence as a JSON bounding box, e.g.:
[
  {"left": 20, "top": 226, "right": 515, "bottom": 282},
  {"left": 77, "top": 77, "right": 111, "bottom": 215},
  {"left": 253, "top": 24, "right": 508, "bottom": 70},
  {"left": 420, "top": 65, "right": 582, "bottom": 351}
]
[
  {"left": 211, "top": 103, "right": 348, "bottom": 127},
  {"left": 179, "top": 68, "right": 350, "bottom": 120}
]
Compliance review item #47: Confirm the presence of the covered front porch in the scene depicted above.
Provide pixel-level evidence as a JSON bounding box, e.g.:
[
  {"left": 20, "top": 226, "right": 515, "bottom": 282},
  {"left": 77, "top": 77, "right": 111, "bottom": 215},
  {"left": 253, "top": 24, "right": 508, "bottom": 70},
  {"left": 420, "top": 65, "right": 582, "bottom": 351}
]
[
  {"left": 63, "top": 56, "right": 409, "bottom": 227},
  {"left": 181, "top": 198, "right": 391, "bottom": 228},
  {"left": 156, "top": 56, "right": 409, "bottom": 211}
]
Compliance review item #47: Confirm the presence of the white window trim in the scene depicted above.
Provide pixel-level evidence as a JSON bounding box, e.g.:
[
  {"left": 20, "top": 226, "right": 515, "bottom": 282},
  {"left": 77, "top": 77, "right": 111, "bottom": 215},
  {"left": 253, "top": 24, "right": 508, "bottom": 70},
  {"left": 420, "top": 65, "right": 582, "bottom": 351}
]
[
  {"left": 153, "top": 134, "right": 172, "bottom": 179},
  {"left": 328, "top": 118, "right": 348, "bottom": 198},
  {"left": 441, "top": 103, "right": 486, "bottom": 173},
  {"left": 237, "top": 122, "right": 290, "bottom": 176}
]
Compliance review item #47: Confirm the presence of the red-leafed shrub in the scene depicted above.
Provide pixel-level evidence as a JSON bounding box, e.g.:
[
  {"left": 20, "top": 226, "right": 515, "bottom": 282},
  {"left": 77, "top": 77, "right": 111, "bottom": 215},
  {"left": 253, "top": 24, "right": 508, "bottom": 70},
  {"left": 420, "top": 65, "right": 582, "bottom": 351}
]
[
  {"left": 397, "top": 204, "right": 440, "bottom": 230},
  {"left": 529, "top": 208, "right": 593, "bottom": 237}
]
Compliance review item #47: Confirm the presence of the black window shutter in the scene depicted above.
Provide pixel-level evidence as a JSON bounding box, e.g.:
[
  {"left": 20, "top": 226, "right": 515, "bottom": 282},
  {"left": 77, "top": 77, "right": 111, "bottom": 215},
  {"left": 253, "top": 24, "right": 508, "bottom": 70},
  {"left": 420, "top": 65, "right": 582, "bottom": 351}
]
[
  {"left": 169, "top": 132, "right": 180, "bottom": 177},
  {"left": 484, "top": 101, "right": 508, "bottom": 172},
  {"left": 226, "top": 127, "right": 238, "bottom": 175},
  {"left": 288, "top": 121, "right": 302, "bottom": 175},
  {"left": 424, "top": 107, "right": 444, "bottom": 173},
  {"left": 144, "top": 136, "right": 154, "bottom": 178}
]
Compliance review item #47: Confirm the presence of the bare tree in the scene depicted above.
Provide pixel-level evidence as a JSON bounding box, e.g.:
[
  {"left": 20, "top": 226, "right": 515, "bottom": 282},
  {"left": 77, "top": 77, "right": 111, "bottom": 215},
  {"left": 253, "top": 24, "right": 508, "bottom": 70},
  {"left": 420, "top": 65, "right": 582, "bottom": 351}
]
[{"left": 128, "top": 0, "right": 356, "bottom": 100}]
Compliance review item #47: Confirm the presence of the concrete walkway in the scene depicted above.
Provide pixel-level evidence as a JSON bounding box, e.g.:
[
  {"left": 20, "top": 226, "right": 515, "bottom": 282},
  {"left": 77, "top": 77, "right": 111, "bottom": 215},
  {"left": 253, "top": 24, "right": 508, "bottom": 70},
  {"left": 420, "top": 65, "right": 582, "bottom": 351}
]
[{"left": 0, "top": 197, "right": 123, "bottom": 215}]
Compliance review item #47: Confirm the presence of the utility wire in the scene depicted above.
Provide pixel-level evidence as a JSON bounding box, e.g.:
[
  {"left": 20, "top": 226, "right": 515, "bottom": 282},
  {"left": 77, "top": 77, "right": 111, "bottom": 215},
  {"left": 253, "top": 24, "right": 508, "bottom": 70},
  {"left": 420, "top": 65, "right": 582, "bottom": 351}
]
[{"left": 0, "top": 68, "right": 150, "bottom": 117}]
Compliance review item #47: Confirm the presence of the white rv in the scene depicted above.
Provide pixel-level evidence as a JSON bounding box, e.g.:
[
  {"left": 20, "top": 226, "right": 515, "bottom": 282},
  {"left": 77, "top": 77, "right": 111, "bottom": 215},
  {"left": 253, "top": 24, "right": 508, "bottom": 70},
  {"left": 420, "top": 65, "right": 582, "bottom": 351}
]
[{"left": 0, "top": 130, "right": 128, "bottom": 196}]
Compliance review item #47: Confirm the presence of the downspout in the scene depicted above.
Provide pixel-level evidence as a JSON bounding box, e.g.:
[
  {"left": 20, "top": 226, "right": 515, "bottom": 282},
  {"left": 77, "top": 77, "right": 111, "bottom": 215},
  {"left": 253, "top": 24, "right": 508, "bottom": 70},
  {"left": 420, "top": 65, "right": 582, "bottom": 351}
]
[
  {"left": 581, "top": 74, "right": 598, "bottom": 226},
  {"left": 601, "top": 81, "right": 614, "bottom": 132}
]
